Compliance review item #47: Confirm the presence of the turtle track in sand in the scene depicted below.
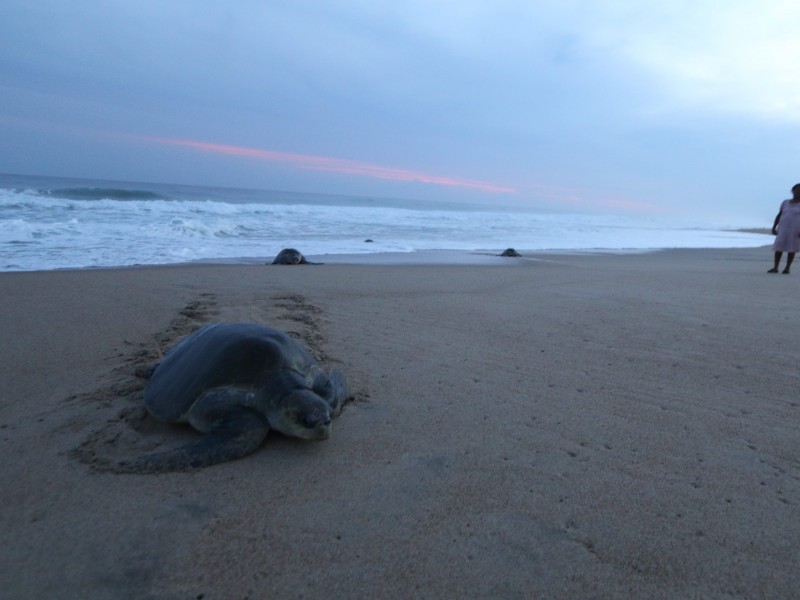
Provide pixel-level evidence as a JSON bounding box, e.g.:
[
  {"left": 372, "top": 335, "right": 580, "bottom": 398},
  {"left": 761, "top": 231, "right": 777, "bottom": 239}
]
[{"left": 66, "top": 292, "right": 336, "bottom": 472}]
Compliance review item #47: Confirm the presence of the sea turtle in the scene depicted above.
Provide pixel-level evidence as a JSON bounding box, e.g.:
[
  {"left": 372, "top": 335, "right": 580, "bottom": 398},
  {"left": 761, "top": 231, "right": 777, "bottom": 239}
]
[
  {"left": 119, "top": 323, "right": 349, "bottom": 473},
  {"left": 270, "top": 248, "right": 322, "bottom": 265}
]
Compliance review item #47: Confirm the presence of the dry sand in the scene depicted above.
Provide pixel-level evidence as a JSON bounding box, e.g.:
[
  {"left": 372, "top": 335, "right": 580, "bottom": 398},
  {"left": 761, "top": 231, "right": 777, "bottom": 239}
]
[{"left": 1, "top": 247, "right": 798, "bottom": 599}]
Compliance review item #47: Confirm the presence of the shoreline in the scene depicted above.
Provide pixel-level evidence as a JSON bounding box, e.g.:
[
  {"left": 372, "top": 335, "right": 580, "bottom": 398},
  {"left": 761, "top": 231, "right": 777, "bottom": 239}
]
[
  {"left": 2, "top": 245, "right": 797, "bottom": 598},
  {"left": 3, "top": 242, "right": 774, "bottom": 272}
]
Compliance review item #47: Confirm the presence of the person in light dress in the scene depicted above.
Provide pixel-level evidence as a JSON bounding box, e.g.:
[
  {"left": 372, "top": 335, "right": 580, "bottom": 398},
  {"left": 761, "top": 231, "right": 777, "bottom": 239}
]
[{"left": 769, "top": 184, "right": 800, "bottom": 274}]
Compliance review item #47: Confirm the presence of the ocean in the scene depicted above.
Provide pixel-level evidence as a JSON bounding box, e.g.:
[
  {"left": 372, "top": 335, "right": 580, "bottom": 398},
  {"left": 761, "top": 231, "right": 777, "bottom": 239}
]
[{"left": 0, "top": 173, "right": 769, "bottom": 272}]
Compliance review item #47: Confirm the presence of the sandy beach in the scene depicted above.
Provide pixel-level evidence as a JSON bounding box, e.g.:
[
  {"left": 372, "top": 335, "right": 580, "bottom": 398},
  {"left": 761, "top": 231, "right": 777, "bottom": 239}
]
[{"left": 2, "top": 246, "right": 798, "bottom": 599}]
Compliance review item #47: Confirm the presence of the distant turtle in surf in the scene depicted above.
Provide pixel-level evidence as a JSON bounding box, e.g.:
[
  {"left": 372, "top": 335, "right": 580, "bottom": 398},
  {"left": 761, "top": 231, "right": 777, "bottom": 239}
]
[
  {"left": 270, "top": 248, "right": 322, "bottom": 265},
  {"left": 500, "top": 248, "right": 522, "bottom": 257},
  {"left": 119, "top": 323, "right": 349, "bottom": 473}
]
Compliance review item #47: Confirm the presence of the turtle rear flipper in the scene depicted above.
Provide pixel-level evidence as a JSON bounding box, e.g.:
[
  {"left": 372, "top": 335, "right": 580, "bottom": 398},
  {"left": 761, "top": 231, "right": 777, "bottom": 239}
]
[{"left": 117, "top": 408, "right": 269, "bottom": 474}]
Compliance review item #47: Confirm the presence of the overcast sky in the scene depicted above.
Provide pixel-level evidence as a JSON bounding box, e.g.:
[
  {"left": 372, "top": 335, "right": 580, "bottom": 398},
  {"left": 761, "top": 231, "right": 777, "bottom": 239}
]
[{"left": 1, "top": 1, "right": 798, "bottom": 223}]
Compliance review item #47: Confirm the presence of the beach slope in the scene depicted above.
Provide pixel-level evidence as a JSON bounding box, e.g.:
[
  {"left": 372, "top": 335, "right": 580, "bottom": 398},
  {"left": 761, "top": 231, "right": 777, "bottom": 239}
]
[{"left": 1, "top": 247, "right": 798, "bottom": 599}]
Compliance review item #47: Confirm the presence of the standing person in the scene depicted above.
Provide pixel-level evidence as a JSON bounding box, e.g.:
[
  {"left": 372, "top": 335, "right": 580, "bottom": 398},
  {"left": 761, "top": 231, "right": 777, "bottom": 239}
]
[{"left": 769, "top": 184, "right": 800, "bottom": 274}]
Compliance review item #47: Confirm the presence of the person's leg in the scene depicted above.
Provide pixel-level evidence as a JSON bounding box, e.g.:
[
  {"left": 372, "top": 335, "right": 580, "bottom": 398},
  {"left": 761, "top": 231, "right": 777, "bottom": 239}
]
[
  {"left": 769, "top": 251, "right": 782, "bottom": 272},
  {"left": 783, "top": 252, "right": 795, "bottom": 274}
]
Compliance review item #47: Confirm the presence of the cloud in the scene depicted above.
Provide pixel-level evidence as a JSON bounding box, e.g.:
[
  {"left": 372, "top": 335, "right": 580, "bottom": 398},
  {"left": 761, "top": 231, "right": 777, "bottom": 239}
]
[{"left": 575, "top": 1, "right": 800, "bottom": 121}]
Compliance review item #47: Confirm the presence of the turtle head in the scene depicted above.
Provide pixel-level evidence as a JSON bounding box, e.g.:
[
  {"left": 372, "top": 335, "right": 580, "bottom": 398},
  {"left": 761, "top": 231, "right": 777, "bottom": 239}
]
[{"left": 270, "top": 390, "right": 332, "bottom": 441}]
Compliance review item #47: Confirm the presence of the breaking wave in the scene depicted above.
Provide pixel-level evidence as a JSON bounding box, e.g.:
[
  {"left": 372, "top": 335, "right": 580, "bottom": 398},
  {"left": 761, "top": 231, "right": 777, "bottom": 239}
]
[{"left": 0, "top": 175, "right": 769, "bottom": 271}]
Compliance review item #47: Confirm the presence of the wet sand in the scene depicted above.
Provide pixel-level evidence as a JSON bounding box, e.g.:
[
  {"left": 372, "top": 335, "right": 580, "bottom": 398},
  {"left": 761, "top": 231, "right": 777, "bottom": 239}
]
[{"left": 2, "top": 246, "right": 798, "bottom": 599}]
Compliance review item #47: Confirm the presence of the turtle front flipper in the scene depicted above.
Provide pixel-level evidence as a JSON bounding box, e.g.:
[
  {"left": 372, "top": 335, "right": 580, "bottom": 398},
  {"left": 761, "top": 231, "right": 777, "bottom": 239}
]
[{"left": 117, "top": 407, "right": 269, "bottom": 473}]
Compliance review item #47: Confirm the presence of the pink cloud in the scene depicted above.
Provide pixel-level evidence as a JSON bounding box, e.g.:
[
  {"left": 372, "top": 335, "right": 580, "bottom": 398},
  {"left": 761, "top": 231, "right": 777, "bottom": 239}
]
[
  {"left": 142, "top": 136, "right": 516, "bottom": 194},
  {"left": 103, "top": 129, "right": 662, "bottom": 212}
]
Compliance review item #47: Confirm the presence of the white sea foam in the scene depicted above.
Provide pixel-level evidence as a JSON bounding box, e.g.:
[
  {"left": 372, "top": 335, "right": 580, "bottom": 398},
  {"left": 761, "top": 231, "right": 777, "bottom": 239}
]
[{"left": 0, "top": 175, "right": 769, "bottom": 271}]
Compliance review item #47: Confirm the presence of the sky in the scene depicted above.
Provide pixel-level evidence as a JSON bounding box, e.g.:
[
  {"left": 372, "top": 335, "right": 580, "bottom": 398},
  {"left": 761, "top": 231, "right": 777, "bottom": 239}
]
[{"left": 1, "top": 0, "right": 798, "bottom": 223}]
